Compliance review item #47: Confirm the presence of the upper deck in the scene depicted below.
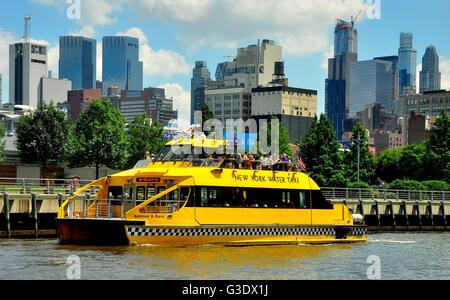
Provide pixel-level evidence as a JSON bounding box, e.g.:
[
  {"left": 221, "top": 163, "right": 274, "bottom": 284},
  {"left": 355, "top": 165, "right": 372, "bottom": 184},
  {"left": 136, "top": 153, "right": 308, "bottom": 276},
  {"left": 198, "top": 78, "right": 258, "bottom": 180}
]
[{"left": 132, "top": 137, "right": 306, "bottom": 178}]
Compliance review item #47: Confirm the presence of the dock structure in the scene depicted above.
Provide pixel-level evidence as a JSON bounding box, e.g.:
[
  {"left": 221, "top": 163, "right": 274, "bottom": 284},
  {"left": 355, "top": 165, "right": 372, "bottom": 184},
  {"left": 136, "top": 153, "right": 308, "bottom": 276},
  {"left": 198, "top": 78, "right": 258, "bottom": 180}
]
[
  {"left": 322, "top": 188, "right": 450, "bottom": 232},
  {"left": 1, "top": 185, "right": 450, "bottom": 238}
]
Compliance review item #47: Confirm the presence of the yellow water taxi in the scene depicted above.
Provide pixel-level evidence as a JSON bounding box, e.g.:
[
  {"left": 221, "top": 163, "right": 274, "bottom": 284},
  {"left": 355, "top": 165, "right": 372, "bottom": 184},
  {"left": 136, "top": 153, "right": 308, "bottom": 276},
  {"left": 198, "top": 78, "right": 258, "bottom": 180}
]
[{"left": 56, "top": 138, "right": 367, "bottom": 246}]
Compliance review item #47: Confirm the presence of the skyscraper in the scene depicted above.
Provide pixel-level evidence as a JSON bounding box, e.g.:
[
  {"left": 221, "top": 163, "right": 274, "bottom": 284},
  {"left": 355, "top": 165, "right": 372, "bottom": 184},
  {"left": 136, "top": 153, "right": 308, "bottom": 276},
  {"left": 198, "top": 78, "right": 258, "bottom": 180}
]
[
  {"left": 191, "top": 61, "right": 211, "bottom": 123},
  {"left": 9, "top": 41, "right": 48, "bottom": 107},
  {"left": 325, "top": 19, "right": 358, "bottom": 140},
  {"left": 59, "top": 36, "right": 96, "bottom": 90},
  {"left": 398, "top": 33, "right": 417, "bottom": 96},
  {"left": 349, "top": 59, "right": 393, "bottom": 117},
  {"left": 374, "top": 56, "right": 399, "bottom": 102},
  {"left": 420, "top": 45, "right": 441, "bottom": 93},
  {"left": 102, "top": 36, "right": 143, "bottom": 95},
  {"left": 215, "top": 62, "right": 232, "bottom": 81}
]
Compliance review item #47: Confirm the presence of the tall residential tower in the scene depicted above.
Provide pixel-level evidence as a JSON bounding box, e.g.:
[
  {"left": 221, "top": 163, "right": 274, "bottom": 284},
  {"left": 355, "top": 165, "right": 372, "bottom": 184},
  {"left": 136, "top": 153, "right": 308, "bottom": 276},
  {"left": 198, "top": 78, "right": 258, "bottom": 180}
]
[
  {"left": 190, "top": 61, "right": 211, "bottom": 123},
  {"left": 420, "top": 45, "right": 441, "bottom": 93},
  {"left": 325, "top": 19, "right": 358, "bottom": 140},
  {"left": 398, "top": 33, "right": 417, "bottom": 96}
]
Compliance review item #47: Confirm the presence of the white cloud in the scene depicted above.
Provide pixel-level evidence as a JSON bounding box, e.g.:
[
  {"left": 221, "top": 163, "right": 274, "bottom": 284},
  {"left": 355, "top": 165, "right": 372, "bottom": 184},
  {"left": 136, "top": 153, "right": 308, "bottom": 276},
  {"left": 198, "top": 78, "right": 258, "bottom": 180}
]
[
  {"left": 131, "top": 0, "right": 370, "bottom": 56},
  {"left": 116, "top": 27, "right": 190, "bottom": 77},
  {"left": 440, "top": 57, "right": 450, "bottom": 90},
  {"left": 0, "top": 30, "right": 16, "bottom": 80},
  {"left": 69, "top": 25, "right": 96, "bottom": 38},
  {"left": 47, "top": 43, "right": 59, "bottom": 77},
  {"left": 158, "top": 83, "right": 191, "bottom": 122},
  {"left": 31, "top": 0, "right": 128, "bottom": 27}
]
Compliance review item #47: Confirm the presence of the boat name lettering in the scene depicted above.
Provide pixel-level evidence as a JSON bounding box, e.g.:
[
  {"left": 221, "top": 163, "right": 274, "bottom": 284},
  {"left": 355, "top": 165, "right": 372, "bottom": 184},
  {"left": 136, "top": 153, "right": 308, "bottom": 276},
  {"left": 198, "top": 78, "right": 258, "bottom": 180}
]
[
  {"left": 136, "top": 178, "right": 161, "bottom": 183},
  {"left": 232, "top": 173, "right": 299, "bottom": 184}
]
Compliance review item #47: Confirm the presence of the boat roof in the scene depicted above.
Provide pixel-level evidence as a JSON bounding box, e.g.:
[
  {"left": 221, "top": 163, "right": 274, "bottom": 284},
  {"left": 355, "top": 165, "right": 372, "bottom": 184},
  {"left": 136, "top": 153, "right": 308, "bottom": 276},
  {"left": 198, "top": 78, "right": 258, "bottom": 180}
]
[
  {"left": 165, "top": 138, "right": 228, "bottom": 148},
  {"left": 111, "top": 167, "right": 320, "bottom": 191}
]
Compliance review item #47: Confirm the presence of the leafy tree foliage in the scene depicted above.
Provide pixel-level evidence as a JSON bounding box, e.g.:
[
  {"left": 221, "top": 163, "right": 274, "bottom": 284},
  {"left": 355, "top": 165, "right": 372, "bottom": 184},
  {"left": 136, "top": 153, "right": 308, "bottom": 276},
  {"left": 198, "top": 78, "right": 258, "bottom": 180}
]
[
  {"left": 16, "top": 103, "right": 72, "bottom": 177},
  {"left": 424, "top": 111, "right": 450, "bottom": 182},
  {"left": 344, "top": 124, "right": 376, "bottom": 184},
  {"left": 258, "top": 116, "right": 292, "bottom": 157},
  {"left": 126, "top": 115, "right": 165, "bottom": 169},
  {"left": 299, "top": 114, "right": 347, "bottom": 187},
  {"left": 68, "top": 99, "right": 128, "bottom": 179},
  {"left": 202, "top": 102, "right": 215, "bottom": 123}
]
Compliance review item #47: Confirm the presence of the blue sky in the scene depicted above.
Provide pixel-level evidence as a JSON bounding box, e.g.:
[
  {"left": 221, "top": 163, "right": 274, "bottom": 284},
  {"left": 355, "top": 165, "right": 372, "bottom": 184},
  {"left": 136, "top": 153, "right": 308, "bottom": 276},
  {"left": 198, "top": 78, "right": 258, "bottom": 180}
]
[{"left": 1, "top": 0, "right": 449, "bottom": 121}]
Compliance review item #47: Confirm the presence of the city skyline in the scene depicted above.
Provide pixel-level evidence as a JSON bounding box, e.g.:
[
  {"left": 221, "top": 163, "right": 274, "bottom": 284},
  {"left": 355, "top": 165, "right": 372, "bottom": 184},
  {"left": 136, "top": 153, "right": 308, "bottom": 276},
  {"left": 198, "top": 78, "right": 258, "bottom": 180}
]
[{"left": 1, "top": 0, "right": 450, "bottom": 122}]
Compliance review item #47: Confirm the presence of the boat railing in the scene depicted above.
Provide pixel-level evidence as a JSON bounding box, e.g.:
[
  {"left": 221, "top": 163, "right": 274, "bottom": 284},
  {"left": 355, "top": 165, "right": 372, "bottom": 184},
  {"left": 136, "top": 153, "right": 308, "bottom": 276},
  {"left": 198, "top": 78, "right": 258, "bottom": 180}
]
[
  {"left": 138, "top": 156, "right": 306, "bottom": 171},
  {"left": 66, "top": 197, "right": 138, "bottom": 220}
]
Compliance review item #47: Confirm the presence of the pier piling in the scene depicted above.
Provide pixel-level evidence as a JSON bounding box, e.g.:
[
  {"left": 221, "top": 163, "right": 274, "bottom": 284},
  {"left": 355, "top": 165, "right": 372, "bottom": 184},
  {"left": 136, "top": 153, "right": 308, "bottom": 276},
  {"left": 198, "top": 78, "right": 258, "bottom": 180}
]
[{"left": 31, "top": 194, "right": 38, "bottom": 238}]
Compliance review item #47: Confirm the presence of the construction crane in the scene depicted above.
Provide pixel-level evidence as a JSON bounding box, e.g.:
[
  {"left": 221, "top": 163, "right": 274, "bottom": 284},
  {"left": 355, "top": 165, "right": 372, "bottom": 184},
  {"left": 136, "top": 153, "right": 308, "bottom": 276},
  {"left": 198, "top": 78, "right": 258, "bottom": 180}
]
[{"left": 351, "top": 10, "right": 363, "bottom": 26}]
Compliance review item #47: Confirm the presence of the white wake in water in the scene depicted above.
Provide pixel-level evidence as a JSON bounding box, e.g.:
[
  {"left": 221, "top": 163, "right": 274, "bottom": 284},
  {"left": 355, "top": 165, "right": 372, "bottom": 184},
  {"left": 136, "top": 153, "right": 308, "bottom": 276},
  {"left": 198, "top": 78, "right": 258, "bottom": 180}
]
[{"left": 368, "top": 239, "right": 417, "bottom": 244}]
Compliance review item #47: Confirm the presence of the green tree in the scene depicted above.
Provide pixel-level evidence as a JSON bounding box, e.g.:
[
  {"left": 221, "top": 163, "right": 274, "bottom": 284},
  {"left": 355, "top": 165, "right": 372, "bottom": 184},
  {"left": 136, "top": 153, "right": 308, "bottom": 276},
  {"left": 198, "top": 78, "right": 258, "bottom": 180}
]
[
  {"left": 16, "top": 103, "right": 72, "bottom": 178},
  {"left": 279, "top": 122, "right": 292, "bottom": 157},
  {"left": 202, "top": 102, "right": 215, "bottom": 122},
  {"left": 258, "top": 117, "right": 292, "bottom": 157},
  {"left": 424, "top": 112, "right": 450, "bottom": 182},
  {"left": 344, "top": 124, "right": 376, "bottom": 184},
  {"left": 376, "top": 148, "right": 402, "bottom": 183},
  {"left": 126, "top": 115, "right": 165, "bottom": 169},
  {"left": 398, "top": 144, "right": 426, "bottom": 181},
  {"left": 299, "top": 114, "right": 347, "bottom": 187},
  {"left": 69, "top": 99, "right": 128, "bottom": 179}
]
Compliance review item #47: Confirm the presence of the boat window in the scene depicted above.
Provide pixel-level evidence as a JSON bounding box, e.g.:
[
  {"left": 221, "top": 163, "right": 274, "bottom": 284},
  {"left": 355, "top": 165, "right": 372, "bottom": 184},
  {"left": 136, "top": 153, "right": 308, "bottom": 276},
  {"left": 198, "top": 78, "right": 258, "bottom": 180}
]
[
  {"left": 108, "top": 186, "right": 123, "bottom": 200},
  {"left": 138, "top": 187, "right": 191, "bottom": 214},
  {"left": 147, "top": 186, "right": 156, "bottom": 199},
  {"left": 190, "top": 187, "right": 331, "bottom": 210},
  {"left": 136, "top": 186, "right": 146, "bottom": 201},
  {"left": 311, "top": 190, "right": 333, "bottom": 209},
  {"left": 124, "top": 186, "right": 134, "bottom": 201},
  {"left": 299, "top": 192, "right": 308, "bottom": 209}
]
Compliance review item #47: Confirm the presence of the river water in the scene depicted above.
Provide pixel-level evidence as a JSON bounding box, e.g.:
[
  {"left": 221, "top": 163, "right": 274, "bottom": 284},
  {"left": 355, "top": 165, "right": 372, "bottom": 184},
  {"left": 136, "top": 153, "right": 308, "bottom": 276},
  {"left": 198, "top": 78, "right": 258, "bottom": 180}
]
[{"left": 0, "top": 233, "right": 449, "bottom": 280}]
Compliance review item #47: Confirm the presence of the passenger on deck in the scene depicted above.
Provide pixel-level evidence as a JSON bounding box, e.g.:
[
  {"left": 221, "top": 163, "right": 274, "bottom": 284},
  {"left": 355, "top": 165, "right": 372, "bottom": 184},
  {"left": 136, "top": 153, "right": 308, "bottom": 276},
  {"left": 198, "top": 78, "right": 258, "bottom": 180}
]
[{"left": 206, "top": 155, "right": 214, "bottom": 167}]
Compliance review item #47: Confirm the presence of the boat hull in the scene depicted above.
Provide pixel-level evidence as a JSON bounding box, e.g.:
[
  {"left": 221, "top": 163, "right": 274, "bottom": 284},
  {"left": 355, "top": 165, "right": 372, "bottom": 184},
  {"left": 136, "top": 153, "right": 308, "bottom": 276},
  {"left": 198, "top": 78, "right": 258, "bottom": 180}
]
[
  {"left": 56, "top": 218, "right": 144, "bottom": 246},
  {"left": 126, "top": 225, "right": 367, "bottom": 246}
]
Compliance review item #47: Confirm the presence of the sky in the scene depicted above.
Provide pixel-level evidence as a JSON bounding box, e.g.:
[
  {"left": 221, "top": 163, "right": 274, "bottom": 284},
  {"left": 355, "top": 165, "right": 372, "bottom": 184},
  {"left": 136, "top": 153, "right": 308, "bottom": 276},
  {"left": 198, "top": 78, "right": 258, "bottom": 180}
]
[{"left": 1, "top": 0, "right": 450, "bottom": 121}]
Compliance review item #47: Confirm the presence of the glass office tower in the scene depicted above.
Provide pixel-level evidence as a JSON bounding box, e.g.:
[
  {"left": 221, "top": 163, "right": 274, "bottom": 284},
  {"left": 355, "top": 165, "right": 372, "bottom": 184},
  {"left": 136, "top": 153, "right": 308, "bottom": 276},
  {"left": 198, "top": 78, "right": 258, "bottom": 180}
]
[
  {"left": 349, "top": 60, "right": 393, "bottom": 117},
  {"left": 102, "top": 36, "right": 143, "bottom": 95},
  {"left": 59, "top": 36, "right": 96, "bottom": 90}
]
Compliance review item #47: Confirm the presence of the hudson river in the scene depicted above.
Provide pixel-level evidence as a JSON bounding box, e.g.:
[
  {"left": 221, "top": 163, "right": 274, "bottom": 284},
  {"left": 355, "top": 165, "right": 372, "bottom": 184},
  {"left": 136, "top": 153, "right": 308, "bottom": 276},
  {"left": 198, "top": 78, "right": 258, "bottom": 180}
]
[{"left": 0, "top": 233, "right": 449, "bottom": 280}]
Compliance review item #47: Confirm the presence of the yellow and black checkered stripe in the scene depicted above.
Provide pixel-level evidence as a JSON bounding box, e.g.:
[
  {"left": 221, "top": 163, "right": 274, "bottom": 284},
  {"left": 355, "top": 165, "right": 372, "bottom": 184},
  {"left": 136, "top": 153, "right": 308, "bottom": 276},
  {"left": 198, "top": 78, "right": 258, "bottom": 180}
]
[{"left": 128, "top": 226, "right": 367, "bottom": 237}]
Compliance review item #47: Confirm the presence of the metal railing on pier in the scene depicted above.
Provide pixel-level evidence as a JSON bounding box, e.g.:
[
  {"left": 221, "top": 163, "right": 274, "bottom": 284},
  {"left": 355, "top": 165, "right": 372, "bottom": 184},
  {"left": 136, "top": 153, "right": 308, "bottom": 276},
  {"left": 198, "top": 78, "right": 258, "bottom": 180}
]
[
  {"left": 321, "top": 187, "right": 450, "bottom": 202},
  {"left": 0, "top": 177, "right": 93, "bottom": 196}
]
